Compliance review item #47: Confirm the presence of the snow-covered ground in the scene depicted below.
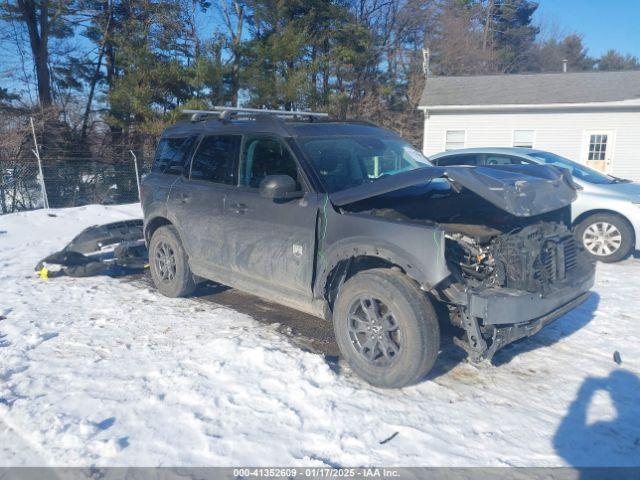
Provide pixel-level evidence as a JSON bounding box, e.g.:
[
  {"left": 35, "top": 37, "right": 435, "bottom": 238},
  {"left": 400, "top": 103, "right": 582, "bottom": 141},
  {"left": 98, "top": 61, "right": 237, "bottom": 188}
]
[{"left": 0, "top": 204, "right": 638, "bottom": 467}]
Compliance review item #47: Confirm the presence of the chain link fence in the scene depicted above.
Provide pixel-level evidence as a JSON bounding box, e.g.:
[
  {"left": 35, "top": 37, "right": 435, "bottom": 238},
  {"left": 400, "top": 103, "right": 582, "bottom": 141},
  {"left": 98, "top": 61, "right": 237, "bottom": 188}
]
[
  {"left": 0, "top": 158, "right": 43, "bottom": 212},
  {"left": 0, "top": 130, "right": 157, "bottom": 215},
  {"left": 0, "top": 156, "right": 152, "bottom": 214}
]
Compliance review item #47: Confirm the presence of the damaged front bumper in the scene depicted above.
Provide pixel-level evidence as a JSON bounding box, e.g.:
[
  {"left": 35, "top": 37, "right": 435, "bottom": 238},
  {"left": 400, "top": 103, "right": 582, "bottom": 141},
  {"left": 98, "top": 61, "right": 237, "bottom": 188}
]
[
  {"left": 468, "top": 270, "right": 595, "bottom": 326},
  {"left": 35, "top": 219, "right": 148, "bottom": 278},
  {"left": 450, "top": 267, "right": 595, "bottom": 362}
]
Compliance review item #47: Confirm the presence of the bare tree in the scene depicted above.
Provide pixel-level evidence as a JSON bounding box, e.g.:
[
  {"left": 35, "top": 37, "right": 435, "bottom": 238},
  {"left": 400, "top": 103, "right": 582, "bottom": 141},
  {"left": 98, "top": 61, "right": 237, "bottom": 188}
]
[
  {"left": 427, "top": 1, "right": 497, "bottom": 75},
  {"left": 80, "top": 0, "right": 114, "bottom": 139},
  {"left": 218, "top": 0, "right": 244, "bottom": 106},
  {"left": 13, "top": 0, "right": 65, "bottom": 106}
]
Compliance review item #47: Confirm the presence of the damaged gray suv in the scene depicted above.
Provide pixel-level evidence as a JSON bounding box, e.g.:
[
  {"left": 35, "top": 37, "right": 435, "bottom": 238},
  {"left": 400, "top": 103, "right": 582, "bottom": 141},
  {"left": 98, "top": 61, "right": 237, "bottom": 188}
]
[{"left": 141, "top": 107, "right": 595, "bottom": 388}]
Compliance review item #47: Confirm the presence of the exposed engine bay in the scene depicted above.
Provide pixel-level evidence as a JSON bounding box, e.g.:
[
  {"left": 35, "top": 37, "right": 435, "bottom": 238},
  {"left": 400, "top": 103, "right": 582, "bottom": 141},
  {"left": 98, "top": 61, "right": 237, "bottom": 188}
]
[
  {"left": 341, "top": 180, "right": 595, "bottom": 362},
  {"left": 346, "top": 185, "right": 589, "bottom": 295},
  {"left": 444, "top": 221, "right": 583, "bottom": 294}
]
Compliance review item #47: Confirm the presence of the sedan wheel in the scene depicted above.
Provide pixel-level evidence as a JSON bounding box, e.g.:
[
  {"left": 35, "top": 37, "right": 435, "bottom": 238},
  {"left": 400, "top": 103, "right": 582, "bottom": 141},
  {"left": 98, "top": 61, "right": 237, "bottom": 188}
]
[
  {"left": 582, "top": 221, "right": 622, "bottom": 257},
  {"left": 575, "top": 213, "right": 634, "bottom": 263}
]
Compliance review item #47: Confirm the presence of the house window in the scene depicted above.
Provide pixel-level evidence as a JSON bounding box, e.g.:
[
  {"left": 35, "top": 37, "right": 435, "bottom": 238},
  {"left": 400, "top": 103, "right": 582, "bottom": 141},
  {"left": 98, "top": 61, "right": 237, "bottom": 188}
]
[
  {"left": 588, "top": 134, "right": 608, "bottom": 161},
  {"left": 513, "top": 130, "right": 535, "bottom": 148},
  {"left": 445, "top": 130, "right": 465, "bottom": 150}
]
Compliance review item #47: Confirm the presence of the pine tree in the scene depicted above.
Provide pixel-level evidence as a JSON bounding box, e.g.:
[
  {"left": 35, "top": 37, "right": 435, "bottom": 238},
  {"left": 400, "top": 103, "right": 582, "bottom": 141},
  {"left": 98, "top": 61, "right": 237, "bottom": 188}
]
[
  {"left": 535, "top": 34, "right": 594, "bottom": 72},
  {"left": 485, "top": 0, "right": 539, "bottom": 72},
  {"left": 597, "top": 49, "right": 640, "bottom": 71},
  {"left": 241, "top": 0, "right": 370, "bottom": 111}
]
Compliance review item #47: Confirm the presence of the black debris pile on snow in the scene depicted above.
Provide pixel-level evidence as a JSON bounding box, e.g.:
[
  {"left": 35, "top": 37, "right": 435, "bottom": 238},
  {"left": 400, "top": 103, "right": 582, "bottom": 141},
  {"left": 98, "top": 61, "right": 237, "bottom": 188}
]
[{"left": 34, "top": 219, "right": 148, "bottom": 278}]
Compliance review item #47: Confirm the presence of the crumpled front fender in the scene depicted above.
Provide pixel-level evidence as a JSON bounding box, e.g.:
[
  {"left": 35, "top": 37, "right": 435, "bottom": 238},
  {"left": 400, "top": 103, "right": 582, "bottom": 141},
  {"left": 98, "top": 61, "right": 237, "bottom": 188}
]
[{"left": 314, "top": 208, "right": 451, "bottom": 299}]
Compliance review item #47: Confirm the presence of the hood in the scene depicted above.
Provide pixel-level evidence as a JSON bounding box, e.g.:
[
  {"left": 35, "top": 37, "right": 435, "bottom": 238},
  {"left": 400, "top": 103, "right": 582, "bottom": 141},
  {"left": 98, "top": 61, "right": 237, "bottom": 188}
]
[{"left": 329, "top": 164, "right": 578, "bottom": 217}]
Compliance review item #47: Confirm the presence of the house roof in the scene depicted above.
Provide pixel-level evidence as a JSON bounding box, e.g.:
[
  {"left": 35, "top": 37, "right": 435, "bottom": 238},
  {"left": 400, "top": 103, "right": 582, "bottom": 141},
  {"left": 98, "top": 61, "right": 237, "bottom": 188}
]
[{"left": 419, "top": 70, "right": 640, "bottom": 108}]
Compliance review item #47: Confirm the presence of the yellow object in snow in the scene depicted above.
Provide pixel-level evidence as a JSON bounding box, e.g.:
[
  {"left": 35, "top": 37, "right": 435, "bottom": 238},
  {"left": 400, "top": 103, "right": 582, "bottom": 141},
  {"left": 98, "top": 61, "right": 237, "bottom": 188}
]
[{"left": 37, "top": 267, "right": 49, "bottom": 280}]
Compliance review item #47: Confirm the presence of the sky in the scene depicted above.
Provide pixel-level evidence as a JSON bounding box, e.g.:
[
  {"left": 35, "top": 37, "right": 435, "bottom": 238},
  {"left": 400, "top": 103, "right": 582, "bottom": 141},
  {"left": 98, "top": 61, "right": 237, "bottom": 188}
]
[
  {"left": 3, "top": 0, "right": 640, "bottom": 98},
  {"left": 535, "top": 0, "right": 640, "bottom": 57}
]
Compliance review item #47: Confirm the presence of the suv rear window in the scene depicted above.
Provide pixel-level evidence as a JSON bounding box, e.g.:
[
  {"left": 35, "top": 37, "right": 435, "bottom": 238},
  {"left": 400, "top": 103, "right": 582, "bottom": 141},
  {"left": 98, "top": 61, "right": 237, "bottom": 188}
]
[
  {"left": 152, "top": 137, "right": 195, "bottom": 174},
  {"left": 190, "top": 135, "right": 241, "bottom": 184}
]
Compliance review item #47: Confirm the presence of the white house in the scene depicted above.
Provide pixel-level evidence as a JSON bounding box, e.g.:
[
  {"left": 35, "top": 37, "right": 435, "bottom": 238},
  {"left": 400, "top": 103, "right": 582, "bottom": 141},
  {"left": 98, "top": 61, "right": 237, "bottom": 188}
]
[{"left": 419, "top": 71, "right": 640, "bottom": 181}]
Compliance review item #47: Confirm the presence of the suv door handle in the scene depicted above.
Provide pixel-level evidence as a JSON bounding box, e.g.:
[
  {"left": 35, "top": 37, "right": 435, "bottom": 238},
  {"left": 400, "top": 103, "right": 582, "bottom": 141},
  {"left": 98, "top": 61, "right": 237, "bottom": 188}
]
[
  {"left": 178, "top": 193, "right": 191, "bottom": 204},
  {"left": 229, "top": 202, "right": 248, "bottom": 214}
]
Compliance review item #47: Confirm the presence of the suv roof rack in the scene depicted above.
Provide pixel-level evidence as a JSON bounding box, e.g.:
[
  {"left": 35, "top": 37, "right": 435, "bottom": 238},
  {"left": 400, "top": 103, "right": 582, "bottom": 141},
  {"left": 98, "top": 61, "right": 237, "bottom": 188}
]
[{"left": 183, "top": 107, "right": 329, "bottom": 123}]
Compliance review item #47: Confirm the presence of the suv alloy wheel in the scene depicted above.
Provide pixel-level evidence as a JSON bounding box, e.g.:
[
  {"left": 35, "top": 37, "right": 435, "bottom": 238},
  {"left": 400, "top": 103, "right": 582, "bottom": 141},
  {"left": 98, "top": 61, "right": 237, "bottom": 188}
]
[{"left": 333, "top": 269, "right": 440, "bottom": 388}]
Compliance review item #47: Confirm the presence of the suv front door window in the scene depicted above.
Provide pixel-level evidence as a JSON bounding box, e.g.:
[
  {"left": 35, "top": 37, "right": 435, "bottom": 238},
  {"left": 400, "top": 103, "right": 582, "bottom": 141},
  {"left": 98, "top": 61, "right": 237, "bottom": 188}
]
[
  {"left": 239, "top": 136, "right": 301, "bottom": 189},
  {"left": 221, "top": 135, "right": 317, "bottom": 295}
]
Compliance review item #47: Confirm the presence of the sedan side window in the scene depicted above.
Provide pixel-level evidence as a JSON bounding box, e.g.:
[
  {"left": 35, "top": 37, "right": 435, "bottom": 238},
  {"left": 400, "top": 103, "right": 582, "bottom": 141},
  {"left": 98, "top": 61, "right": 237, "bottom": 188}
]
[
  {"left": 436, "top": 154, "right": 479, "bottom": 166},
  {"left": 485, "top": 155, "right": 531, "bottom": 166},
  {"left": 239, "top": 136, "right": 301, "bottom": 189},
  {"left": 190, "top": 135, "right": 241, "bottom": 184}
]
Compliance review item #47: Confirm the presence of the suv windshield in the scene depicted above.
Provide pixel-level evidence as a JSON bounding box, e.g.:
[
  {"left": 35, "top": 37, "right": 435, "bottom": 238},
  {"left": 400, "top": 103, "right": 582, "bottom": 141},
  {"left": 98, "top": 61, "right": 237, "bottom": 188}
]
[
  {"left": 299, "top": 136, "right": 431, "bottom": 193},
  {"left": 527, "top": 151, "right": 620, "bottom": 185}
]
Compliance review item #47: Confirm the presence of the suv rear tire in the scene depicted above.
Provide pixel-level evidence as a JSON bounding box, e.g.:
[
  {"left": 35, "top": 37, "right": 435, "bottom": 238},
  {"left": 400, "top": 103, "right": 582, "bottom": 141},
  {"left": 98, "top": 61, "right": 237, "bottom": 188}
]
[
  {"left": 575, "top": 213, "right": 634, "bottom": 263},
  {"left": 149, "top": 225, "right": 196, "bottom": 297},
  {"left": 332, "top": 268, "right": 440, "bottom": 388}
]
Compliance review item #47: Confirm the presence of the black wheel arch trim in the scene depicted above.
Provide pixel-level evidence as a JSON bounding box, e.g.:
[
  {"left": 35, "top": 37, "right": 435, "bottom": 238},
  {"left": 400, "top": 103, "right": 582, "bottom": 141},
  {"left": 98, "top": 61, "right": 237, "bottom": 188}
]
[
  {"left": 144, "top": 215, "right": 173, "bottom": 243},
  {"left": 314, "top": 237, "right": 450, "bottom": 306}
]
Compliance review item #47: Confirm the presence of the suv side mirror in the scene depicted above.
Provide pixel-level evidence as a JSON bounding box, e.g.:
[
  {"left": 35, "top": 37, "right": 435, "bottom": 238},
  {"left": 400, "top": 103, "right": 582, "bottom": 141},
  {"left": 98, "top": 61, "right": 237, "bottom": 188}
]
[{"left": 259, "top": 175, "right": 303, "bottom": 200}]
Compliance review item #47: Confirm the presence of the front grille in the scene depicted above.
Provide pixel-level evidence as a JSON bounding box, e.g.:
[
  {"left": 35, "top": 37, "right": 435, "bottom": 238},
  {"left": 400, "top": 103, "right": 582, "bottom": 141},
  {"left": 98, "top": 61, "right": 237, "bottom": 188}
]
[
  {"left": 540, "top": 242, "right": 558, "bottom": 281},
  {"left": 534, "top": 235, "right": 578, "bottom": 285},
  {"left": 453, "top": 222, "right": 587, "bottom": 294},
  {"left": 563, "top": 235, "right": 578, "bottom": 271}
]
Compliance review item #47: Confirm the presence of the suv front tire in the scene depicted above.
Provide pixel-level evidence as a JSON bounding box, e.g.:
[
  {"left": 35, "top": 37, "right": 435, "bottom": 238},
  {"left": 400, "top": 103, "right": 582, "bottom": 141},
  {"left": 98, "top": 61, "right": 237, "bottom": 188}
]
[
  {"left": 333, "top": 269, "right": 440, "bottom": 388},
  {"left": 149, "top": 225, "right": 196, "bottom": 297}
]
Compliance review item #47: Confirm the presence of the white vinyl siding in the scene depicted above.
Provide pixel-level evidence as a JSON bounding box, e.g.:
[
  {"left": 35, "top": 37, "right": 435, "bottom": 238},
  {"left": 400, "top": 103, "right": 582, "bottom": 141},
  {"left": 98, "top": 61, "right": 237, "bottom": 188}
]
[
  {"left": 423, "top": 109, "right": 640, "bottom": 181},
  {"left": 513, "top": 129, "right": 535, "bottom": 148},
  {"left": 445, "top": 130, "right": 465, "bottom": 150}
]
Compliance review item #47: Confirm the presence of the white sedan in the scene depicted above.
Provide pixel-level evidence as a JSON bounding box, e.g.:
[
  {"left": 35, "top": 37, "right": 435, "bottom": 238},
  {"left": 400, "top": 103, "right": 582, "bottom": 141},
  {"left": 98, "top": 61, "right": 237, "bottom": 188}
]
[{"left": 430, "top": 147, "right": 640, "bottom": 262}]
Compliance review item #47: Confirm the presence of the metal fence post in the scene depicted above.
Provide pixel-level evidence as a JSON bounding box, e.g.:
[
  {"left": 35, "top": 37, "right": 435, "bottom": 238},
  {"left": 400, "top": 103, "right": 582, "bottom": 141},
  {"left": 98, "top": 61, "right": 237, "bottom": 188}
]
[
  {"left": 130, "top": 150, "right": 142, "bottom": 202},
  {"left": 30, "top": 117, "right": 49, "bottom": 210}
]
